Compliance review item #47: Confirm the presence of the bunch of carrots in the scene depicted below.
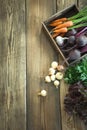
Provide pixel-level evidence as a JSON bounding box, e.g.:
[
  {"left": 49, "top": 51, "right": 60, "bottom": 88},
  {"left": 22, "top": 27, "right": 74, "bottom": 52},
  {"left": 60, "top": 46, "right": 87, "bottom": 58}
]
[{"left": 50, "top": 6, "right": 87, "bottom": 38}]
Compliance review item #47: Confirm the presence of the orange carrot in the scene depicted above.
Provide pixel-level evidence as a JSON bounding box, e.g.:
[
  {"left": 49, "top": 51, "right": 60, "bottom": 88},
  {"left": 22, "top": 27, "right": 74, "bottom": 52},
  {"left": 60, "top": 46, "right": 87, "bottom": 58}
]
[
  {"left": 52, "top": 32, "right": 60, "bottom": 38},
  {"left": 49, "top": 21, "right": 63, "bottom": 26},
  {"left": 51, "top": 18, "right": 67, "bottom": 24},
  {"left": 52, "top": 32, "right": 65, "bottom": 38},
  {"left": 53, "top": 27, "right": 68, "bottom": 33},
  {"left": 60, "top": 33, "right": 65, "bottom": 37},
  {"left": 53, "top": 21, "right": 73, "bottom": 30}
]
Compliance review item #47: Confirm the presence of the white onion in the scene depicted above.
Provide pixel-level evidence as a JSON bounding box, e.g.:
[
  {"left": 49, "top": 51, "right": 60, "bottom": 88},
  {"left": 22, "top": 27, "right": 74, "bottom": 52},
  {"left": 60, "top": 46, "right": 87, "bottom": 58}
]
[
  {"left": 45, "top": 76, "right": 51, "bottom": 82},
  {"left": 49, "top": 68, "right": 55, "bottom": 75},
  {"left": 50, "top": 75, "right": 55, "bottom": 81},
  {"left": 51, "top": 61, "right": 58, "bottom": 69},
  {"left": 54, "top": 80, "right": 60, "bottom": 87},
  {"left": 56, "top": 72, "right": 63, "bottom": 80},
  {"left": 56, "top": 36, "right": 68, "bottom": 46}
]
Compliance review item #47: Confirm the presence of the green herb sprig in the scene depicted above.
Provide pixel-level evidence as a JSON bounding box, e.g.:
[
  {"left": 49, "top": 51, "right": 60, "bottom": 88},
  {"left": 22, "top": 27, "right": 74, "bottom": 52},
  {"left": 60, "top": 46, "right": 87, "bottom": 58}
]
[{"left": 64, "top": 56, "right": 87, "bottom": 86}]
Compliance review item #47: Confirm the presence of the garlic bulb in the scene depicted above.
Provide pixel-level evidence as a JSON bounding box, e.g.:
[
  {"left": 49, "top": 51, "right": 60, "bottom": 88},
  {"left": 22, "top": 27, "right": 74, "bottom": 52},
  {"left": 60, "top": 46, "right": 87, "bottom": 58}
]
[
  {"left": 56, "top": 72, "right": 63, "bottom": 80},
  {"left": 45, "top": 76, "right": 51, "bottom": 82},
  {"left": 49, "top": 68, "right": 55, "bottom": 75},
  {"left": 50, "top": 75, "right": 55, "bottom": 81},
  {"left": 54, "top": 80, "right": 60, "bottom": 87},
  {"left": 51, "top": 61, "right": 58, "bottom": 69}
]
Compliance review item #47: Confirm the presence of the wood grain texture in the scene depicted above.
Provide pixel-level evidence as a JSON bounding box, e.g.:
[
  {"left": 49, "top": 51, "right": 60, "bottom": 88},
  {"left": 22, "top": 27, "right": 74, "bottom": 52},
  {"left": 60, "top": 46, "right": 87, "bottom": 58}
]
[
  {"left": 0, "top": 0, "right": 87, "bottom": 130},
  {"left": 0, "top": 0, "right": 26, "bottom": 130},
  {"left": 26, "top": 0, "right": 62, "bottom": 130},
  {"left": 56, "top": 1, "right": 77, "bottom": 130}
]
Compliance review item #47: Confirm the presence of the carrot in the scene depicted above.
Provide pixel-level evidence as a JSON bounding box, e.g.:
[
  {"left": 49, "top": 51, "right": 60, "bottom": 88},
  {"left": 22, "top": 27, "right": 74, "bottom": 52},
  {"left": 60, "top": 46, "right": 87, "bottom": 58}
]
[
  {"left": 51, "top": 18, "right": 67, "bottom": 24},
  {"left": 49, "top": 21, "right": 63, "bottom": 26},
  {"left": 53, "top": 27, "right": 68, "bottom": 33},
  {"left": 60, "top": 33, "right": 65, "bottom": 37},
  {"left": 52, "top": 32, "right": 60, "bottom": 38},
  {"left": 52, "top": 32, "right": 65, "bottom": 38},
  {"left": 53, "top": 21, "right": 73, "bottom": 30}
]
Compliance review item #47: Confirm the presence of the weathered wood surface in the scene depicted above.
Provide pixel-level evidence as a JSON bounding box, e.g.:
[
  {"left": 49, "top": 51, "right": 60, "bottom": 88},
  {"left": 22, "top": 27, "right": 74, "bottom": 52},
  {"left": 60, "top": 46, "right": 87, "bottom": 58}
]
[
  {"left": 27, "top": 0, "right": 87, "bottom": 130},
  {"left": 0, "top": 0, "right": 87, "bottom": 130},
  {"left": 26, "top": 0, "right": 62, "bottom": 130},
  {"left": 0, "top": 0, "right": 26, "bottom": 130}
]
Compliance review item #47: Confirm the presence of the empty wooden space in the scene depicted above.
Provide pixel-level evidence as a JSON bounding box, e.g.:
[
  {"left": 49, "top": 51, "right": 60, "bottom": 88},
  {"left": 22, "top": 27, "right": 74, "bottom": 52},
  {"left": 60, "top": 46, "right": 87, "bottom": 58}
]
[{"left": 0, "top": 0, "right": 87, "bottom": 130}]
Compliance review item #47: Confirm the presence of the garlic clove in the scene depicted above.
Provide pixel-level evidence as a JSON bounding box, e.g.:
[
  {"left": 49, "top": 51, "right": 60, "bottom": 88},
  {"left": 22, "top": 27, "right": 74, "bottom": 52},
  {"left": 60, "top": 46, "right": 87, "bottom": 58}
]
[
  {"left": 45, "top": 76, "right": 51, "bottom": 83},
  {"left": 51, "top": 61, "right": 58, "bottom": 69},
  {"left": 54, "top": 80, "right": 60, "bottom": 88},
  {"left": 49, "top": 68, "right": 55, "bottom": 75},
  {"left": 55, "top": 72, "right": 63, "bottom": 80},
  {"left": 50, "top": 75, "right": 55, "bottom": 81}
]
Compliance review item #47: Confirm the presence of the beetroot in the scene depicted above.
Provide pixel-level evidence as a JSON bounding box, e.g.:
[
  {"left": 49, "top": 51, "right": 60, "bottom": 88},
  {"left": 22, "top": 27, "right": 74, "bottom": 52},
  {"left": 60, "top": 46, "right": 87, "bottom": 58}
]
[
  {"left": 68, "top": 49, "right": 81, "bottom": 61},
  {"left": 80, "top": 44, "right": 87, "bottom": 54},
  {"left": 68, "top": 35, "right": 76, "bottom": 45},
  {"left": 76, "top": 35, "right": 87, "bottom": 47}
]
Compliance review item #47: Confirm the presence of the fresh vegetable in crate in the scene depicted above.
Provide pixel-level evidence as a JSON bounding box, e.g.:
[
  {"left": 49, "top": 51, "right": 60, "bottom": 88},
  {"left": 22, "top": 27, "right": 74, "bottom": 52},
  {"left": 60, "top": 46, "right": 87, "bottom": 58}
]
[
  {"left": 55, "top": 27, "right": 87, "bottom": 62},
  {"left": 49, "top": 6, "right": 87, "bottom": 38}
]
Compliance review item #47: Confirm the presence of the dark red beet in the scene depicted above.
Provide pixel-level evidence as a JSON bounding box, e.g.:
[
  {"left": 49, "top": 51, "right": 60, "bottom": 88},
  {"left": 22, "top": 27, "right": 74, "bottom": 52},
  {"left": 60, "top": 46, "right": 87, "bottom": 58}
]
[
  {"left": 65, "top": 29, "right": 77, "bottom": 37},
  {"left": 69, "top": 49, "right": 81, "bottom": 60},
  {"left": 68, "top": 35, "right": 76, "bottom": 45},
  {"left": 80, "top": 44, "right": 87, "bottom": 54},
  {"left": 76, "top": 35, "right": 87, "bottom": 47}
]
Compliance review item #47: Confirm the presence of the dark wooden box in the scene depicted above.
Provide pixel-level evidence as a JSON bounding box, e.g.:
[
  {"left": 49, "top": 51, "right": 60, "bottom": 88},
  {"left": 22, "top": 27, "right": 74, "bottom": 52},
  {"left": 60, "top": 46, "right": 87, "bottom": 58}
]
[{"left": 42, "top": 4, "right": 87, "bottom": 66}]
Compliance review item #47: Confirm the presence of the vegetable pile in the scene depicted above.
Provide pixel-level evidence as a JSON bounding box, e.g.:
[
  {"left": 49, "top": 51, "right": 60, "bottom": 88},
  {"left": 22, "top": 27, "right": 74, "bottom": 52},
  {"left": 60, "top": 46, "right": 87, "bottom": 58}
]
[
  {"left": 45, "top": 61, "right": 64, "bottom": 88},
  {"left": 44, "top": 5, "right": 87, "bottom": 124},
  {"left": 64, "top": 57, "right": 87, "bottom": 124}
]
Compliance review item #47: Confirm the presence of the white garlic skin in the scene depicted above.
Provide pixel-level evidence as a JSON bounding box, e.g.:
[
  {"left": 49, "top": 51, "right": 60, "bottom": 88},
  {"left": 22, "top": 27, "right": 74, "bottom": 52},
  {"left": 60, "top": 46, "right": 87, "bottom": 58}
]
[
  {"left": 51, "top": 61, "right": 58, "bottom": 69},
  {"left": 40, "top": 90, "right": 47, "bottom": 97},
  {"left": 56, "top": 36, "right": 64, "bottom": 46},
  {"left": 50, "top": 75, "right": 55, "bottom": 81},
  {"left": 56, "top": 72, "right": 63, "bottom": 80},
  {"left": 54, "top": 80, "right": 60, "bottom": 87},
  {"left": 49, "top": 68, "right": 55, "bottom": 75},
  {"left": 45, "top": 76, "right": 51, "bottom": 82}
]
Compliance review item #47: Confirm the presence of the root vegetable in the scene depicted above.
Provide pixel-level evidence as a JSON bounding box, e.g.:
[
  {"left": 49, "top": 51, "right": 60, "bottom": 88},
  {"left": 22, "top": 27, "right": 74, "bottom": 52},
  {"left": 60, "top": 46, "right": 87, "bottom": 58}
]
[
  {"left": 45, "top": 76, "right": 51, "bottom": 83},
  {"left": 56, "top": 72, "right": 63, "bottom": 80},
  {"left": 49, "top": 68, "right": 55, "bottom": 75},
  {"left": 51, "top": 61, "right": 58, "bottom": 69},
  {"left": 54, "top": 80, "right": 60, "bottom": 87}
]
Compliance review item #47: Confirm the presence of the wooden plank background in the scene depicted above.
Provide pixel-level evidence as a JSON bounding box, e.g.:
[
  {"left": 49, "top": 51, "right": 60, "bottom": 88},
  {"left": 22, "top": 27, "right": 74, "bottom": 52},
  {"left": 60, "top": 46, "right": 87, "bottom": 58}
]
[
  {"left": 0, "top": 0, "right": 87, "bottom": 130},
  {"left": 0, "top": 0, "right": 26, "bottom": 130}
]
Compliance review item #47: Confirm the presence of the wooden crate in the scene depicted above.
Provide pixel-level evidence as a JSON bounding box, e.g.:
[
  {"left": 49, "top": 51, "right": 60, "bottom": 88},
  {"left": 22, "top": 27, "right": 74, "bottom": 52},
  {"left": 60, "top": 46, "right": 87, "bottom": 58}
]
[{"left": 42, "top": 4, "right": 87, "bottom": 66}]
